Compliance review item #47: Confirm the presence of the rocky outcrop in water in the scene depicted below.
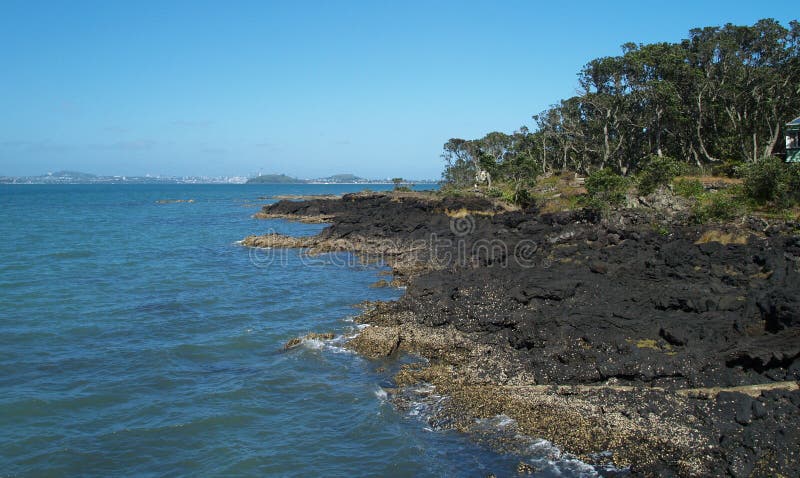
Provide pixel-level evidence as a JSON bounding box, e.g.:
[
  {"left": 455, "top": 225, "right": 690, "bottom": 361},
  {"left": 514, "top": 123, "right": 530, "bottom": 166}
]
[{"left": 246, "top": 192, "right": 800, "bottom": 477}]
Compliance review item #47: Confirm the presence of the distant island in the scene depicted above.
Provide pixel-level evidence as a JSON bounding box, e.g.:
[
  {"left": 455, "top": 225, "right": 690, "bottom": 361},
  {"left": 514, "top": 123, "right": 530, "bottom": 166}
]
[
  {"left": 246, "top": 174, "right": 305, "bottom": 184},
  {"left": 0, "top": 170, "right": 437, "bottom": 185}
]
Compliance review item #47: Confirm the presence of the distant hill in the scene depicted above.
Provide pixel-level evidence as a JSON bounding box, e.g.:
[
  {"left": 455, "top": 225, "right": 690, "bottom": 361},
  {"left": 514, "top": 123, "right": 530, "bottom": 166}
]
[
  {"left": 321, "top": 173, "right": 362, "bottom": 182},
  {"left": 246, "top": 174, "right": 306, "bottom": 184}
]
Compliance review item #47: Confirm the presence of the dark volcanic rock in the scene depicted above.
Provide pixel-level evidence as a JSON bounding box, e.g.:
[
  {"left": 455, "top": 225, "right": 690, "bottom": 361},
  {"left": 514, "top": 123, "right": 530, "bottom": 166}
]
[{"left": 249, "top": 192, "right": 800, "bottom": 476}]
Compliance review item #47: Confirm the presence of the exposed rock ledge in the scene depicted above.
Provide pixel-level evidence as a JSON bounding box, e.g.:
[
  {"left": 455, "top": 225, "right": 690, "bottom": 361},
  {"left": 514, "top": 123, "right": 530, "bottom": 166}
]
[
  {"left": 345, "top": 316, "right": 798, "bottom": 476},
  {"left": 251, "top": 212, "right": 335, "bottom": 223},
  {"left": 243, "top": 192, "right": 800, "bottom": 477}
]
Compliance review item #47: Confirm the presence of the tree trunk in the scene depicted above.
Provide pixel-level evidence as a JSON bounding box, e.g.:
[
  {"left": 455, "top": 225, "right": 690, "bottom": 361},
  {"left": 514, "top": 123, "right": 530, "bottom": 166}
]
[
  {"left": 656, "top": 107, "right": 664, "bottom": 157},
  {"left": 764, "top": 119, "right": 782, "bottom": 159},
  {"left": 696, "top": 91, "right": 720, "bottom": 163}
]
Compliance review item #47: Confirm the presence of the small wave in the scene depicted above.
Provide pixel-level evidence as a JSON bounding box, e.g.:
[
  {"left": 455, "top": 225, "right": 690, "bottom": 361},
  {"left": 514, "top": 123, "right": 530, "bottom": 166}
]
[
  {"left": 475, "top": 418, "right": 628, "bottom": 477},
  {"left": 302, "top": 338, "right": 325, "bottom": 350},
  {"left": 474, "top": 414, "right": 516, "bottom": 430},
  {"left": 296, "top": 334, "right": 354, "bottom": 355},
  {"left": 389, "top": 388, "right": 629, "bottom": 477},
  {"left": 374, "top": 388, "right": 388, "bottom": 401},
  {"left": 46, "top": 249, "right": 93, "bottom": 259},
  {"left": 389, "top": 382, "right": 449, "bottom": 426}
]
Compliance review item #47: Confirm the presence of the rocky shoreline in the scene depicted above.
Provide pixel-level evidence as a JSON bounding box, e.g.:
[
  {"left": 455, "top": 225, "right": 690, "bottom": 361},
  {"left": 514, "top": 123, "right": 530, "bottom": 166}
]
[{"left": 245, "top": 191, "right": 800, "bottom": 477}]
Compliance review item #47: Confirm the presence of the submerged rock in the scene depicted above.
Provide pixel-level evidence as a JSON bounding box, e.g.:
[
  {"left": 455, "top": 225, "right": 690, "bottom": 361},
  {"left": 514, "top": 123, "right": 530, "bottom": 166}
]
[
  {"left": 283, "top": 332, "right": 335, "bottom": 350},
  {"left": 242, "top": 233, "right": 316, "bottom": 249}
]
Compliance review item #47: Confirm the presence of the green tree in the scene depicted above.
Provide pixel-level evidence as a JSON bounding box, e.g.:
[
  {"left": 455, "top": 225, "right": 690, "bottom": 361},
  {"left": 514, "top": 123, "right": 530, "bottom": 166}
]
[{"left": 441, "top": 19, "right": 800, "bottom": 191}]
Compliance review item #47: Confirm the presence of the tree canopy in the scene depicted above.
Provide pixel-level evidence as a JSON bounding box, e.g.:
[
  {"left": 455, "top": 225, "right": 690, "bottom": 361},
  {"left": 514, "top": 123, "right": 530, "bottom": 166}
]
[{"left": 442, "top": 19, "right": 800, "bottom": 187}]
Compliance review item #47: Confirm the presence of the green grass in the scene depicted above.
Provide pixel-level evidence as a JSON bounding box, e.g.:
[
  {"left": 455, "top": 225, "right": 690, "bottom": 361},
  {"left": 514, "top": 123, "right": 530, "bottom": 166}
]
[{"left": 672, "top": 178, "right": 705, "bottom": 199}]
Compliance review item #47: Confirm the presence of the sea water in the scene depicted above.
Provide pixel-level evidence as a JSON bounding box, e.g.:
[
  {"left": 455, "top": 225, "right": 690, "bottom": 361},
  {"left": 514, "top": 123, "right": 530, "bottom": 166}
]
[{"left": 0, "top": 184, "right": 604, "bottom": 477}]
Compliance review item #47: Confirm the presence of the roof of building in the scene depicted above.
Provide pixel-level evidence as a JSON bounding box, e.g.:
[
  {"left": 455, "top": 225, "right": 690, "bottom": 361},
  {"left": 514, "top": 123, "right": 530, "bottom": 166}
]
[{"left": 788, "top": 116, "right": 800, "bottom": 126}]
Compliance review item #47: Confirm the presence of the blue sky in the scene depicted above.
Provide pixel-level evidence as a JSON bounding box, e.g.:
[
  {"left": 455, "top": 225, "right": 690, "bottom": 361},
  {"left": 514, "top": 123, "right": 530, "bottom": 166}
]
[{"left": 0, "top": 1, "right": 796, "bottom": 179}]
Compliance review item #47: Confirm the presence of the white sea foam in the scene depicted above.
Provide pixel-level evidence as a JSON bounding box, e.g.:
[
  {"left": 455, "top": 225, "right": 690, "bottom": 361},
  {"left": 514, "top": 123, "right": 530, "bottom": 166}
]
[
  {"left": 374, "top": 388, "right": 388, "bottom": 401},
  {"left": 412, "top": 383, "right": 436, "bottom": 395},
  {"left": 297, "top": 334, "right": 354, "bottom": 355},
  {"left": 393, "top": 391, "right": 625, "bottom": 477},
  {"left": 302, "top": 338, "right": 325, "bottom": 350},
  {"left": 325, "top": 343, "right": 354, "bottom": 355},
  {"left": 475, "top": 414, "right": 516, "bottom": 430},
  {"left": 514, "top": 434, "right": 623, "bottom": 476}
]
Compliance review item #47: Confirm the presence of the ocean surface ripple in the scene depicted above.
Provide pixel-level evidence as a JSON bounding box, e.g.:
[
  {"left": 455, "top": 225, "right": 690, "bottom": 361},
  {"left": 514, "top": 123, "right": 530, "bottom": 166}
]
[{"left": 0, "top": 184, "right": 597, "bottom": 477}]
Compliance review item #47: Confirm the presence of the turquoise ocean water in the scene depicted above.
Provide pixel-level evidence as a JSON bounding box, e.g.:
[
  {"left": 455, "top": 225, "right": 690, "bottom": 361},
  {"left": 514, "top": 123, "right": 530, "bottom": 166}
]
[{"left": 0, "top": 184, "right": 601, "bottom": 477}]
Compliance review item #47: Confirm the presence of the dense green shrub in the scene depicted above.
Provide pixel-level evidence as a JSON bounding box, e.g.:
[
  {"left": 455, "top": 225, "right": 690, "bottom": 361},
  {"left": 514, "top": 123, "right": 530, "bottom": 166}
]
[
  {"left": 672, "top": 178, "right": 705, "bottom": 199},
  {"left": 502, "top": 187, "right": 533, "bottom": 207},
  {"left": 739, "top": 156, "right": 799, "bottom": 206},
  {"left": 691, "top": 191, "right": 746, "bottom": 223},
  {"left": 713, "top": 158, "right": 747, "bottom": 178},
  {"left": 787, "top": 164, "right": 800, "bottom": 202},
  {"left": 486, "top": 187, "right": 504, "bottom": 198},
  {"left": 392, "top": 178, "right": 413, "bottom": 192},
  {"left": 583, "top": 169, "right": 629, "bottom": 210},
  {"left": 637, "top": 155, "right": 685, "bottom": 195}
]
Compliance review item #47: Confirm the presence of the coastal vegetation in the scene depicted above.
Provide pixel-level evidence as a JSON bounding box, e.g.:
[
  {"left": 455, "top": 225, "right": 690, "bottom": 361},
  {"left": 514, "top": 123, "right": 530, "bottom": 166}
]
[
  {"left": 392, "top": 177, "right": 414, "bottom": 192},
  {"left": 440, "top": 18, "right": 800, "bottom": 217}
]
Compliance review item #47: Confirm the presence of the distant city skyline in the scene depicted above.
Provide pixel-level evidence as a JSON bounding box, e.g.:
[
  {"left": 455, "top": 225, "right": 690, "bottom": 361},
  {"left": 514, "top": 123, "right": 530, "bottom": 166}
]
[{"left": 1, "top": 1, "right": 796, "bottom": 178}]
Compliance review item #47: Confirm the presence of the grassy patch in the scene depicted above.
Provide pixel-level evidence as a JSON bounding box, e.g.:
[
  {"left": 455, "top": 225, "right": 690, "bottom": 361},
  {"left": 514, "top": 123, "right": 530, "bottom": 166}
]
[
  {"left": 531, "top": 173, "right": 587, "bottom": 213},
  {"left": 652, "top": 223, "right": 671, "bottom": 236},
  {"left": 694, "top": 230, "right": 749, "bottom": 245},
  {"left": 626, "top": 338, "right": 675, "bottom": 354},
  {"left": 635, "top": 339, "right": 660, "bottom": 350},
  {"left": 443, "top": 207, "right": 497, "bottom": 218},
  {"left": 538, "top": 195, "right": 583, "bottom": 214},
  {"left": 672, "top": 178, "right": 705, "bottom": 199}
]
